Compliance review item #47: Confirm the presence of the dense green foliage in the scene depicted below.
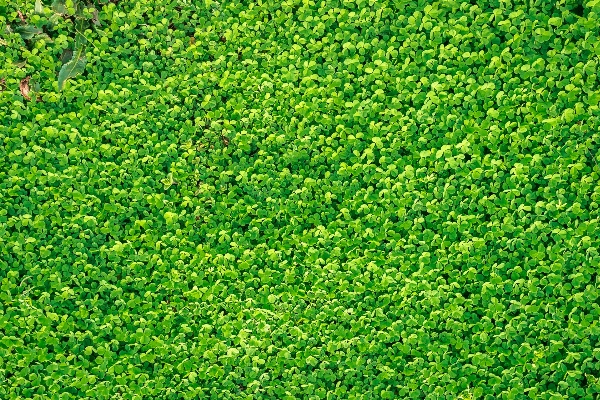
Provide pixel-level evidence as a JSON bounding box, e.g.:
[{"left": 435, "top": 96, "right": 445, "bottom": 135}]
[{"left": 2, "top": 0, "right": 600, "bottom": 398}]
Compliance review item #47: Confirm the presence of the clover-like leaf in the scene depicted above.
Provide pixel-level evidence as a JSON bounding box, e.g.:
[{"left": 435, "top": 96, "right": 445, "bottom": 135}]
[{"left": 2, "top": 1, "right": 600, "bottom": 399}]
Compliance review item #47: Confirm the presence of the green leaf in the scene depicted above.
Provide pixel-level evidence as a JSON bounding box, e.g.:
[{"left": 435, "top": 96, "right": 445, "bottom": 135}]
[
  {"left": 14, "top": 25, "right": 43, "bottom": 40},
  {"left": 57, "top": 56, "right": 86, "bottom": 90},
  {"left": 3, "top": 1, "right": 600, "bottom": 398},
  {"left": 35, "top": 0, "right": 44, "bottom": 14},
  {"left": 586, "top": 0, "right": 600, "bottom": 12},
  {"left": 51, "top": 0, "right": 66, "bottom": 14},
  {"left": 548, "top": 17, "right": 562, "bottom": 27},
  {"left": 57, "top": 34, "right": 86, "bottom": 91},
  {"left": 32, "top": 33, "right": 52, "bottom": 44}
]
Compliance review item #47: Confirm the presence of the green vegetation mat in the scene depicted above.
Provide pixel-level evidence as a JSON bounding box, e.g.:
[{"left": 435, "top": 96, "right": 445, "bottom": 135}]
[{"left": 2, "top": 0, "right": 600, "bottom": 398}]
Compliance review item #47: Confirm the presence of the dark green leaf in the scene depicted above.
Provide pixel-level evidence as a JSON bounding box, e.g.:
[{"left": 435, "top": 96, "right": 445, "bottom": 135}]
[
  {"left": 14, "top": 25, "right": 43, "bottom": 40},
  {"left": 51, "top": 0, "right": 66, "bottom": 14},
  {"left": 57, "top": 33, "right": 86, "bottom": 91}
]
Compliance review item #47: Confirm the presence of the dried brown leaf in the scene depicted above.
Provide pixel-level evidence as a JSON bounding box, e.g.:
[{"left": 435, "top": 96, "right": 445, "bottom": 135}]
[
  {"left": 17, "top": 11, "right": 27, "bottom": 22},
  {"left": 20, "top": 76, "right": 31, "bottom": 101}
]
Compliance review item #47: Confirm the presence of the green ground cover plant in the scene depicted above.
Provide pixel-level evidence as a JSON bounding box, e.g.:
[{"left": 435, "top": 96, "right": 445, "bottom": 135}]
[{"left": 1, "top": 0, "right": 600, "bottom": 398}]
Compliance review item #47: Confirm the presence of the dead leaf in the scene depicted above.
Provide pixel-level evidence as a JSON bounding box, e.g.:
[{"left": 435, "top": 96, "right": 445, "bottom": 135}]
[
  {"left": 190, "top": 36, "right": 196, "bottom": 45},
  {"left": 20, "top": 77, "right": 31, "bottom": 101},
  {"left": 17, "top": 11, "right": 27, "bottom": 22},
  {"left": 0, "top": 78, "right": 6, "bottom": 91},
  {"left": 221, "top": 136, "right": 229, "bottom": 147}
]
